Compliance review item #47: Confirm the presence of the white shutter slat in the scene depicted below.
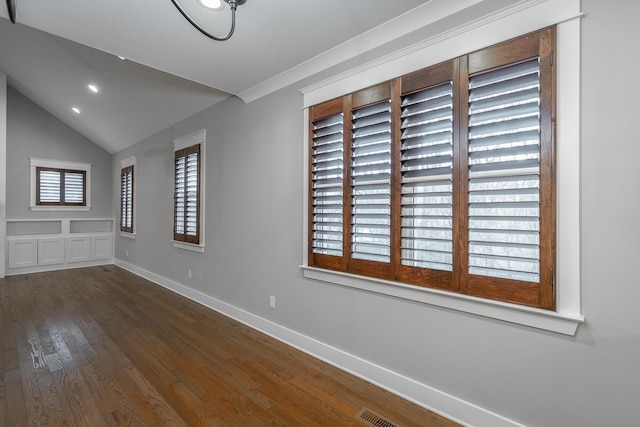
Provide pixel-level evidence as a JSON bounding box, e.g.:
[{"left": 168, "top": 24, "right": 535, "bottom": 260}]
[
  {"left": 468, "top": 57, "right": 541, "bottom": 283},
  {"left": 401, "top": 82, "right": 453, "bottom": 271},
  {"left": 174, "top": 155, "right": 186, "bottom": 235},
  {"left": 64, "top": 172, "right": 84, "bottom": 204},
  {"left": 312, "top": 112, "right": 344, "bottom": 256},
  {"left": 185, "top": 151, "right": 199, "bottom": 238},
  {"left": 39, "top": 170, "right": 61, "bottom": 203}
]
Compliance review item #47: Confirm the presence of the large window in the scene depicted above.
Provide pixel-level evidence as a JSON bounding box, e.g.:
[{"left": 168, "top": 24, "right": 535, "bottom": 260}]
[
  {"left": 29, "top": 158, "right": 91, "bottom": 211},
  {"left": 173, "top": 129, "right": 206, "bottom": 251},
  {"left": 308, "top": 28, "right": 555, "bottom": 310}
]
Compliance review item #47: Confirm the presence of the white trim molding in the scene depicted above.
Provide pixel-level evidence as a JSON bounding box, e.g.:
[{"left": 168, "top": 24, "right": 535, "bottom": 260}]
[
  {"left": 115, "top": 258, "right": 528, "bottom": 427},
  {"left": 173, "top": 128, "right": 206, "bottom": 151},
  {"left": 301, "top": 0, "right": 583, "bottom": 335},
  {"left": 28, "top": 157, "right": 92, "bottom": 211},
  {"left": 120, "top": 156, "right": 136, "bottom": 168}
]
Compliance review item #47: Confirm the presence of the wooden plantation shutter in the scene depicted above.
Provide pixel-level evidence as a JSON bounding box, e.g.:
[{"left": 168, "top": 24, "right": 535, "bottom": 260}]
[
  {"left": 307, "top": 28, "right": 555, "bottom": 309},
  {"left": 64, "top": 171, "right": 85, "bottom": 204},
  {"left": 37, "top": 168, "right": 61, "bottom": 204},
  {"left": 174, "top": 144, "right": 201, "bottom": 244},
  {"left": 460, "top": 28, "right": 555, "bottom": 308},
  {"left": 309, "top": 98, "right": 346, "bottom": 271},
  {"left": 36, "top": 167, "right": 86, "bottom": 206},
  {"left": 349, "top": 84, "right": 392, "bottom": 279},
  {"left": 120, "top": 165, "right": 134, "bottom": 233},
  {"left": 397, "top": 61, "right": 456, "bottom": 290}
]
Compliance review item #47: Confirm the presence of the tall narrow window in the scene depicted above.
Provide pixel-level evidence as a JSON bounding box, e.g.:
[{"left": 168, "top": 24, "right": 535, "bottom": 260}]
[
  {"left": 174, "top": 144, "right": 200, "bottom": 244},
  {"left": 120, "top": 165, "right": 134, "bottom": 233}
]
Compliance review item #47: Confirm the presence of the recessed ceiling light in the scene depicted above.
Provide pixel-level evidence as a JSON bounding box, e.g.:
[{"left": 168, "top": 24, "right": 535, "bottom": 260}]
[
  {"left": 72, "top": 107, "right": 81, "bottom": 114},
  {"left": 198, "top": 0, "right": 224, "bottom": 11},
  {"left": 88, "top": 84, "right": 99, "bottom": 94}
]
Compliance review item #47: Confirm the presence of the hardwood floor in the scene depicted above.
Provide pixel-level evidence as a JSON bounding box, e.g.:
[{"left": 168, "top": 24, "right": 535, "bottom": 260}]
[{"left": 0, "top": 266, "right": 459, "bottom": 426}]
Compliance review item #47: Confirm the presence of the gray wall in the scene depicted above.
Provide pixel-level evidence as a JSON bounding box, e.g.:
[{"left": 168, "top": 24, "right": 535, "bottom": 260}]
[
  {"left": 6, "top": 86, "right": 112, "bottom": 219},
  {"left": 113, "top": 1, "right": 640, "bottom": 426}
]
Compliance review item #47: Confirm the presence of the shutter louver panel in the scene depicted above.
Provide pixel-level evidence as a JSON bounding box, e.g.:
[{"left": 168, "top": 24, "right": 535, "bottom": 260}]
[
  {"left": 400, "top": 83, "right": 453, "bottom": 271},
  {"left": 174, "top": 155, "right": 186, "bottom": 237},
  {"left": 185, "top": 152, "right": 199, "bottom": 237},
  {"left": 312, "top": 113, "right": 344, "bottom": 256},
  {"left": 120, "top": 166, "right": 133, "bottom": 232},
  {"left": 174, "top": 145, "right": 200, "bottom": 244},
  {"left": 467, "top": 58, "right": 541, "bottom": 283},
  {"left": 38, "top": 170, "right": 61, "bottom": 203},
  {"left": 64, "top": 171, "right": 85, "bottom": 204},
  {"left": 351, "top": 101, "right": 391, "bottom": 263}
]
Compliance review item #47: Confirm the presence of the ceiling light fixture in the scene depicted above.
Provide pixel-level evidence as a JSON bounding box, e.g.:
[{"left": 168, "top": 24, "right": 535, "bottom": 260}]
[
  {"left": 198, "top": 0, "right": 224, "bottom": 11},
  {"left": 72, "top": 107, "right": 81, "bottom": 114},
  {"left": 88, "top": 84, "right": 100, "bottom": 94},
  {"left": 170, "top": 0, "right": 247, "bottom": 41}
]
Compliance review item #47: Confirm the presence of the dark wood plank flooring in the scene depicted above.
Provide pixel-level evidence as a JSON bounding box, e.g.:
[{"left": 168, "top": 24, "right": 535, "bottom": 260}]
[{"left": 0, "top": 265, "right": 459, "bottom": 426}]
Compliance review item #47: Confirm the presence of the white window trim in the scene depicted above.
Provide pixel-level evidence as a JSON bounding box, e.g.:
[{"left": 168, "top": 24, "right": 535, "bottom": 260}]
[
  {"left": 300, "top": 0, "right": 583, "bottom": 336},
  {"left": 172, "top": 129, "right": 206, "bottom": 252},
  {"left": 120, "top": 156, "right": 136, "bottom": 238},
  {"left": 29, "top": 157, "right": 91, "bottom": 211}
]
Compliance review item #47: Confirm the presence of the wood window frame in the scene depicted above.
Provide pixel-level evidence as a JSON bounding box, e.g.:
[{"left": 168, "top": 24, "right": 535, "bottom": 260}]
[
  {"left": 174, "top": 144, "right": 201, "bottom": 245},
  {"left": 35, "top": 167, "right": 87, "bottom": 207},
  {"left": 120, "top": 165, "right": 134, "bottom": 233},
  {"left": 308, "top": 28, "right": 556, "bottom": 310},
  {"left": 172, "top": 129, "right": 206, "bottom": 252}
]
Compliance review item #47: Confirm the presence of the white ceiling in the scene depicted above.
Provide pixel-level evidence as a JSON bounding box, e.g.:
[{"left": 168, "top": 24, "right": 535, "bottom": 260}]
[{"left": 0, "top": 0, "right": 512, "bottom": 153}]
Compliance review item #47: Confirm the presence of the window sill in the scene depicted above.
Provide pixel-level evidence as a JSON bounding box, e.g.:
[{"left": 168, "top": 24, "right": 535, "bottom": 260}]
[
  {"left": 300, "top": 265, "right": 583, "bottom": 336},
  {"left": 172, "top": 240, "right": 205, "bottom": 253},
  {"left": 30, "top": 206, "right": 91, "bottom": 212},
  {"left": 120, "top": 232, "right": 135, "bottom": 239}
]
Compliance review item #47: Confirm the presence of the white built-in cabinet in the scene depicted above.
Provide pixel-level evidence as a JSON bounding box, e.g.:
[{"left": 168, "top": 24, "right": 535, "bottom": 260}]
[{"left": 6, "top": 218, "right": 114, "bottom": 275}]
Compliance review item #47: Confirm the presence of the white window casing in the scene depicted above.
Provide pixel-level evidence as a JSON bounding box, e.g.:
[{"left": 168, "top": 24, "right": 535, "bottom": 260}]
[
  {"left": 300, "top": 0, "right": 583, "bottom": 335},
  {"left": 29, "top": 157, "right": 92, "bottom": 212}
]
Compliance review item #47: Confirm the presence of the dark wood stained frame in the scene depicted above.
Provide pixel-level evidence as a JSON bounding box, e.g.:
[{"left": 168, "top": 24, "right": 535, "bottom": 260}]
[
  {"left": 173, "top": 144, "right": 201, "bottom": 245},
  {"left": 120, "top": 165, "right": 134, "bottom": 233},
  {"left": 308, "top": 27, "right": 556, "bottom": 310},
  {"left": 35, "top": 167, "right": 87, "bottom": 206}
]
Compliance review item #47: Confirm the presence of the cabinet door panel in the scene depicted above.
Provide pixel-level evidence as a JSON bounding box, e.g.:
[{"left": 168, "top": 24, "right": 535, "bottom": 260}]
[
  {"left": 91, "top": 236, "right": 113, "bottom": 260},
  {"left": 66, "top": 237, "right": 91, "bottom": 263},
  {"left": 8, "top": 239, "right": 38, "bottom": 268},
  {"left": 38, "top": 238, "right": 65, "bottom": 266}
]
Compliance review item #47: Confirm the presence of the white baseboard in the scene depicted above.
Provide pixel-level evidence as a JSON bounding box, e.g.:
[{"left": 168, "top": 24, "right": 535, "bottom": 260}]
[{"left": 114, "top": 259, "right": 526, "bottom": 427}]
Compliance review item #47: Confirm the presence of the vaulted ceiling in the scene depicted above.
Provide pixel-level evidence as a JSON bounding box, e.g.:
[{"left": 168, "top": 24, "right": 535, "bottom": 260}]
[{"left": 0, "top": 0, "right": 517, "bottom": 153}]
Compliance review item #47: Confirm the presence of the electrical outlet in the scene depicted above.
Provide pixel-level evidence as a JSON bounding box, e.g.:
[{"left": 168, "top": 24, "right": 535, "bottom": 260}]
[
  {"left": 125, "top": 250, "right": 129, "bottom": 257},
  {"left": 188, "top": 269, "right": 192, "bottom": 279},
  {"left": 269, "top": 295, "right": 276, "bottom": 309}
]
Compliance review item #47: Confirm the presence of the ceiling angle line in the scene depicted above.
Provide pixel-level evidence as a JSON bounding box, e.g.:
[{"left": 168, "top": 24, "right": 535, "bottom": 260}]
[{"left": 170, "top": 0, "right": 247, "bottom": 41}]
